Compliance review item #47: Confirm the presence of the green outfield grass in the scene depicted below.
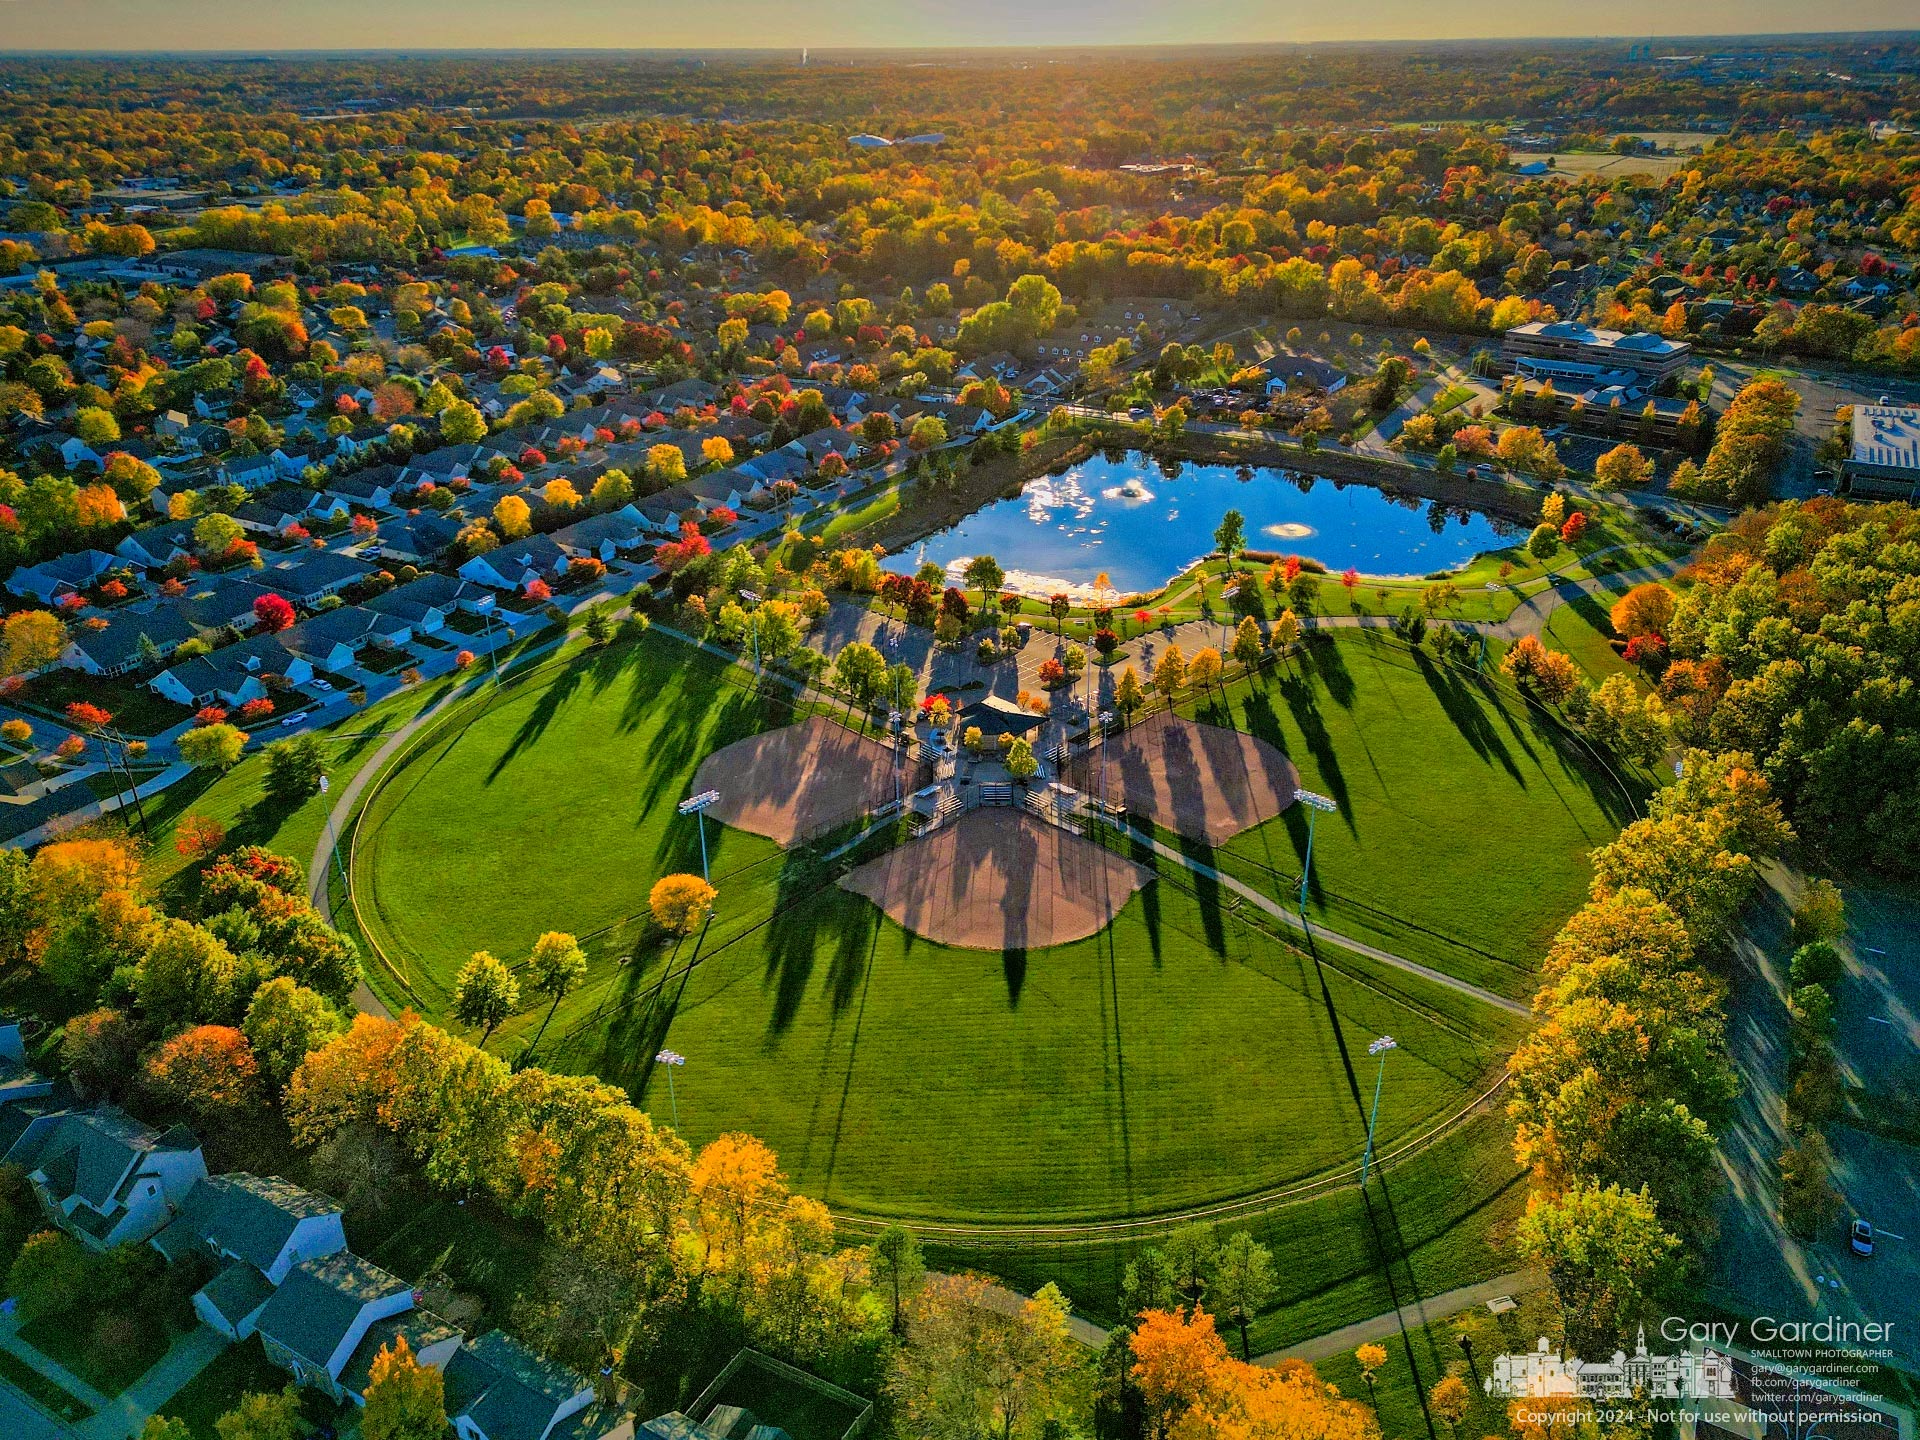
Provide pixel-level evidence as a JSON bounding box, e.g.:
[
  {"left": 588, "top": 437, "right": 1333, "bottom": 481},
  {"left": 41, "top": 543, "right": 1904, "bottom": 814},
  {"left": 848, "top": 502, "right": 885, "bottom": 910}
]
[
  {"left": 1183, "top": 632, "right": 1639, "bottom": 998},
  {"left": 347, "top": 628, "right": 1530, "bottom": 1223}
]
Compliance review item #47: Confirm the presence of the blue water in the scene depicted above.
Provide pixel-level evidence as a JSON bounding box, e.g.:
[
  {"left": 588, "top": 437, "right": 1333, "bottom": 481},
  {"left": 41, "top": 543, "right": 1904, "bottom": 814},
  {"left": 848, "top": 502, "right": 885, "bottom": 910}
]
[{"left": 901, "top": 451, "right": 1519, "bottom": 599}]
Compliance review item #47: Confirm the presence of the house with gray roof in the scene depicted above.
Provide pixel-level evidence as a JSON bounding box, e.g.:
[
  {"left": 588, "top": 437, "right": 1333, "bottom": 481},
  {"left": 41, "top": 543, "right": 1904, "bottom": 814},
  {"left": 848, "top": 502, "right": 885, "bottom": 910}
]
[
  {"left": 459, "top": 535, "right": 570, "bottom": 593},
  {"left": 5, "top": 549, "right": 118, "bottom": 604},
  {"left": 150, "top": 632, "right": 314, "bottom": 709},
  {"left": 60, "top": 606, "right": 199, "bottom": 678},
  {"left": 279, "top": 606, "right": 413, "bottom": 674},
  {"left": 3, "top": 1105, "right": 206, "bottom": 1249},
  {"left": 259, "top": 550, "right": 375, "bottom": 606},
  {"left": 115, "top": 518, "right": 202, "bottom": 571},
  {"left": 553, "top": 506, "right": 652, "bottom": 563},
  {"left": 255, "top": 1251, "right": 419, "bottom": 1401},
  {"left": 152, "top": 1173, "right": 347, "bottom": 1339},
  {"left": 377, "top": 510, "right": 462, "bottom": 565},
  {"left": 448, "top": 1330, "right": 634, "bottom": 1440}
]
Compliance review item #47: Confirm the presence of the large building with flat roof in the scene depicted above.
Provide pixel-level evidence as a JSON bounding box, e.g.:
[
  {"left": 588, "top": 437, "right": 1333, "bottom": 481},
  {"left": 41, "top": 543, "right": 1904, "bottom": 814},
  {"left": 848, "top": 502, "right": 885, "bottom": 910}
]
[
  {"left": 1501, "top": 321, "right": 1693, "bottom": 385},
  {"left": 1843, "top": 404, "right": 1920, "bottom": 498}
]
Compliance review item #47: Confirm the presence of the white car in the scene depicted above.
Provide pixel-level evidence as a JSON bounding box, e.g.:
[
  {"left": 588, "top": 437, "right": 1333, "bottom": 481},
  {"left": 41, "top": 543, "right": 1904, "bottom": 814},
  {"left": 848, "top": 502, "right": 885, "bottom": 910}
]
[
  {"left": 278, "top": 713, "right": 304, "bottom": 727},
  {"left": 311, "top": 678, "right": 334, "bottom": 692}
]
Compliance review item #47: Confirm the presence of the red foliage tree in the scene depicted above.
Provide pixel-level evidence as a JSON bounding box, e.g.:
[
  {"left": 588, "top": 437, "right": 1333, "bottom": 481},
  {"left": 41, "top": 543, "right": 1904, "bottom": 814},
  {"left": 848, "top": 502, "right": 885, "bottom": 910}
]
[
  {"left": 63, "top": 702, "right": 113, "bottom": 730},
  {"left": 252, "top": 593, "right": 296, "bottom": 633},
  {"left": 237, "top": 697, "right": 275, "bottom": 721}
]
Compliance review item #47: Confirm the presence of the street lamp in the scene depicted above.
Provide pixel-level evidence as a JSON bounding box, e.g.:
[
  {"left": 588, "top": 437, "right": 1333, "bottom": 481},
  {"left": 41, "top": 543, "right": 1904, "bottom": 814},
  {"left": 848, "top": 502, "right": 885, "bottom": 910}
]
[
  {"left": 1294, "top": 789, "right": 1336, "bottom": 909},
  {"left": 654, "top": 1048, "right": 686, "bottom": 1128},
  {"left": 678, "top": 789, "right": 720, "bottom": 884},
  {"left": 1359, "top": 1036, "right": 1398, "bottom": 1187}
]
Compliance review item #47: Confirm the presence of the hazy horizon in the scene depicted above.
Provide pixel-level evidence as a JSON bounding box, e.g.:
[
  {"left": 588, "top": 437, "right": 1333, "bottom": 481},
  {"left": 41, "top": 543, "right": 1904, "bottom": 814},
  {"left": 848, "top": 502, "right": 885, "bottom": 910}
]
[{"left": 0, "top": 1, "right": 1915, "bottom": 55}]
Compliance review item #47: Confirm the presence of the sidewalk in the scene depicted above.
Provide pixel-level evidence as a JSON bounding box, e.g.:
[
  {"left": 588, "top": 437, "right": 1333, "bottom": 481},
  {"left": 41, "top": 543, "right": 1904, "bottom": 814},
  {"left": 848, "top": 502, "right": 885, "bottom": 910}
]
[{"left": 1255, "top": 1269, "right": 1546, "bottom": 1365}]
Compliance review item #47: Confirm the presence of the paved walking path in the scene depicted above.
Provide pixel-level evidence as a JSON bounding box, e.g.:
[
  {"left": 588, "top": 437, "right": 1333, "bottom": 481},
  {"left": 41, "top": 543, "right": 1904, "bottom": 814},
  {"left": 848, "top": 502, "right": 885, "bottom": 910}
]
[
  {"left": 82, "top": 1327, "right": 226, "bottom": 1440},
  {"left": 1107, "top": 818, "right": 1531, "bottom": 1017},
  {"left": 1255, "top": 1269, "right": 1546, "bottom": 1365},
  {"left": 0, "top": 1316, "right": 111, "bottom": 1417},
  {"left": 1487, "top": 555, "right": 1691, "bottom": 643}
]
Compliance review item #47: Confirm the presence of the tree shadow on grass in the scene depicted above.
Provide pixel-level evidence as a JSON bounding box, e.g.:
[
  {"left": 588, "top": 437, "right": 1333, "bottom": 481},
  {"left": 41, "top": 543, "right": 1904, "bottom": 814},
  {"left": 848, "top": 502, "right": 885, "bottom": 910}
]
[
  {"left": 1247, "top": 679, "right": 1351, "bottom": 827},
  {"left": 1409, "top": 650, "right": 1525, "bottom": 785},
  {"left": 483, "top": 660, "right": 585, "bottom": 784},
  {"left": 761, "top": 858, "right": 877, "bottom": 1039},
  {"left": 1302, "top": 632, "right": 1357, "bottom": 710}
]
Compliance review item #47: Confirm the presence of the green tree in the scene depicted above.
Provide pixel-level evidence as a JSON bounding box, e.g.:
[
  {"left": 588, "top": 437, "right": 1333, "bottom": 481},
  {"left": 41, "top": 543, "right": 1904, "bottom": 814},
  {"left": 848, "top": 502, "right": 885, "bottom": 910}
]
[
  {"left": 526, "top": 931, "right": 587, "bottom": 1055},
  {"left": 871, "top": 1223, "right": 925, "bottom": 1335},
  {"left": 451, "top": 951, "right": 519, "bottom": 1050},
  {"left": 1516, "top": 1183, "right": 1679, "bottom": 1360},
  {"left": 963, "top": 554, "right": 1005, "bottom": 615},
  {"left": 262, "top": 733, "right": 325, "bottom": 804},
  {"left": 179, "top": 723, "right": 248, "bottom": 770},
  {"left": 833, "top": 640, "right": 887, "bottom": 716},
  {"left": 1163, "top": 1221, "right": 1216, "bottom": 1307},
  {"left": 141, "top": 1420, "right": 192, "bottom": 1440},
  {"left": 1005, "top": 737, "right": 1039, "bottom": 783},
  {"left": 243, "top": 977, "right": 344, "bottom": 1088},
  {"left": 1213, "top": 509, "right": 1246, "bottom": 570},
  {"left": 214, "top": 1388, "right": 304, "bottom": 1440},
  {"left": 1210, "top": 1230, "right": 1276, "bottom": 1360}
]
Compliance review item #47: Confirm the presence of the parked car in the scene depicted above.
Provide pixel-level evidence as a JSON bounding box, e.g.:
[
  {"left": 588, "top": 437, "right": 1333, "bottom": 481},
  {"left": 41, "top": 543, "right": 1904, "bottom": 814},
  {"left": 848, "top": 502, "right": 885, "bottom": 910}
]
[
  {"left": 1850, "top": 1218, "right": 1875, "bottom": 1257},
  {"left": 311, "top": 677, "right": 334, "bottom": 692}
]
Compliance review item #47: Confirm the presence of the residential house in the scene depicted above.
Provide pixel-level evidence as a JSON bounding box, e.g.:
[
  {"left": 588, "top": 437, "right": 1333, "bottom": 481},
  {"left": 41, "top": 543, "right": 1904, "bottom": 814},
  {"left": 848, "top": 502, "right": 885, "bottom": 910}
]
[
  {"left": 165, "top": 573, "right": 278, "bottom": 636},
  {"left": 447, "top": 1329, "right": 635, "bottom": 1440},
  {"left": 5, "top": 550, "right": 117, "bottom": 604},
  {"left": 259, "top": 551, "right": 375, "bottom": 607},
  {"left": 255, "top": 1252, "right": 440, "bottom": 1402},
  {"left": 328, "top": 466, "right": 403, "bottom": 512},
  {"left": 279, "top": 606, "right": 413, "bottom": 675},
  {"left": 377, "top": 511, "right": 462, "bottom": 566},
  {"left": 220, "top": 450, "right": 299, "bottom": 491},
  {"left": 3, "top": 1106, "right": 206, "bottom": 1249},
  {"left": 151, "top": 632, "right": 314, "bottom": 708},
  {"left": 60, "top": 606, "right": 199, "bottom": 677},
  {"left": 233, "top": 491, "right": 322, "bottom": 536},
  {"left": 459, "top": 535, "right": 570, "bottom": 592},
  {"left": 152, "top": 1174, "right": 347, "bottom": 1341},
  {"left": 0, "top": 1020, "right": 55, "bottom": 1110},
  {"left": 115, "top": 519, "right": 202, "bottom": 571},
  {"left": 552, "top": 506, "right": 652, "bottom": 564}
]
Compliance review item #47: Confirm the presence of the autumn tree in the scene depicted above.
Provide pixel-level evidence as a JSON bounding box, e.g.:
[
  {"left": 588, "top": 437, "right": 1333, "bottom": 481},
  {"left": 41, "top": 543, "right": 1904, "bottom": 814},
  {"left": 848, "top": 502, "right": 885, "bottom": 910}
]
[
  {"left": 1114, "top": 665, "right": 1146, "bottom": 721},
  {"left": 1152, "top": 643, "right": 1186, "bottom": 701},
  {"left": 213, "top": 1388, "right": 304, "bottom": 1440},
  {"left": 493, "top": 493, "right": 532, "bottom": 540},
  {"left": 649, "top": 874, "right": 716, "bottom": 936},
  {"left": 526, "top": 931, "right": 587, "bottom": 1054},
  {"left": 1231, "top": 616, "right": 1263, "bottom": 671},
  {"left": 146, "top": 1025, "right": 262, "bottom": 1123},
  {"left": 362, "top": 1335, "right": 446, "bottom": 1440},
  {"left": 1594, "top": 443, "right": 1654, "bottom": 490},
  {"left": 1, "top": 610, "right": 65, "bottom": 677},
  {"left": 451, "top": 951, "right": 519, "bottom": 1049},
  {"left": 1608, "top": 582, "right": 1675, "bottom": 640}
]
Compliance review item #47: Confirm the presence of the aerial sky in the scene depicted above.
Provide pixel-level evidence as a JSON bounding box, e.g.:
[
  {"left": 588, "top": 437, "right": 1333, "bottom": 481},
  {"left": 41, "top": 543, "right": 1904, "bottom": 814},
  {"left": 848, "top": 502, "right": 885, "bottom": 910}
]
[{"left": 0, "top": 0, "right": 1914, "bottom": 51}]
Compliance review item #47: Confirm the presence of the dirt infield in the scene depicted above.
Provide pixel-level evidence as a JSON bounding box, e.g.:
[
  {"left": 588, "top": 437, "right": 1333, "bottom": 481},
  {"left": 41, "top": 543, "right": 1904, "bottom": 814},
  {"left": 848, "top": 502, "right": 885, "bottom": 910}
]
[
  {"left": 1065, "top": 713, "right": 1299, "bottom": 846},
  {"left": 839, "top": 809, "right": 1153, "bottom": 949},
  {"left": 694, "top": 715, "right": 925, "bottom": 845}
]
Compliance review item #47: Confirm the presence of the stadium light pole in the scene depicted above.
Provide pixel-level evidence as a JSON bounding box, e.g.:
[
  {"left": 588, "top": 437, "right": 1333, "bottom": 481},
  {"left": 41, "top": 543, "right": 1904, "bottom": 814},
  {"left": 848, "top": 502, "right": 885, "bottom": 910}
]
[
  {"left": 739, "top": 588, "right": 762, "bottom": 682},
  {"left": 679, "top": 790, "right": 720, "bottom": 884},
  {"left": 1359, "top": 1035, "right": 1398, "bottom": 1188},
  {"left": 654, "top": 1048, "right": 686, "bottom": 1129},
  {"left": 1294, "top": 789, "right": 1337, "bottom": 909}
]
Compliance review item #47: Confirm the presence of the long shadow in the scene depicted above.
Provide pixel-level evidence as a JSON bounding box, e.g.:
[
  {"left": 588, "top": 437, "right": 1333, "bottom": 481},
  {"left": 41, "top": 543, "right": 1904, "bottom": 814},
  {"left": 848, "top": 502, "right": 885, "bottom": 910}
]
[
  {"left": 1250, "top": 673, "right": 1352, "bottom": 824},
  {"left": 760, "top": 852, "right": 876, "bottom": 1036},
  {"left": 1303, "top": 632, "right": 1357, "bottom": 709},
  {"left": 483, "top": 659, "right": 585, "bottom": 783},
  {"left": 1409, "top": 650, "right": 1524, "bottom": 785}
]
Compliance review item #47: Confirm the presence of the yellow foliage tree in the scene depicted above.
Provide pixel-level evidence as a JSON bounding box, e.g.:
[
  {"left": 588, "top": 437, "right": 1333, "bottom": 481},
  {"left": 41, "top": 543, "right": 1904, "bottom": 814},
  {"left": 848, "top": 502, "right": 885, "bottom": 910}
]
[{"left": 649, "top": 873, "right": 716, "bottom": 936}]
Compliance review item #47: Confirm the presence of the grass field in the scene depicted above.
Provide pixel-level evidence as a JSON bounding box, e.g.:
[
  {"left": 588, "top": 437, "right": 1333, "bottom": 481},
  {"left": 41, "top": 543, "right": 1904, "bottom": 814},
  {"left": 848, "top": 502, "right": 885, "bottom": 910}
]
[
  {"left": 343, "top": 627, "right": 1556, "bottom": 1225},
  {"left": 1184, "top": 632, "right": 1637, "bottom": 997}
]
